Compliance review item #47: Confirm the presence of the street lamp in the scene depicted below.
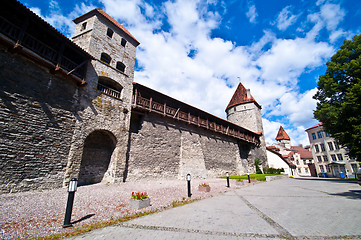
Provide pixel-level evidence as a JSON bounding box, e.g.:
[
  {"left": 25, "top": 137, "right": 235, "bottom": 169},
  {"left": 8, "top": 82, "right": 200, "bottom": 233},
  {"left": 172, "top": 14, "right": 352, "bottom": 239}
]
[
  {"left": 187, "top": 174, "right": 192, "bottom": 198},
  {"left": 63, "top": 178, "right": 78, "bottom": 228},
  {"left": 226, "top": 172, "right": 230, "bottom": 187}
]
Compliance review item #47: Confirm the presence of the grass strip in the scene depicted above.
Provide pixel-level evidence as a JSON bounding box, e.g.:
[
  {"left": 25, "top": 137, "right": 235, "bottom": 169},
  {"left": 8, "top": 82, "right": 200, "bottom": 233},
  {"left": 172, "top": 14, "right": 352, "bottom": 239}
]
[
  {"left": 219, "top": 174, "right": 281, "bottom": 181},
  {"left": 31, "top": 197, "right": 201, "bottom": 240}
]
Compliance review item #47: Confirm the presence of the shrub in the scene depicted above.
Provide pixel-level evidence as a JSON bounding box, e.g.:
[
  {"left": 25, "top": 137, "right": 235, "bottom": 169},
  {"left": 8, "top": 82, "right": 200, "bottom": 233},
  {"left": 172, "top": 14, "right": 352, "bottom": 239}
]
[
  {"left": 263, "top": 168, "right": 284, "bottom": 174},
  {"left": 255, "top": 158, "right": 263, "bottom": 174}
]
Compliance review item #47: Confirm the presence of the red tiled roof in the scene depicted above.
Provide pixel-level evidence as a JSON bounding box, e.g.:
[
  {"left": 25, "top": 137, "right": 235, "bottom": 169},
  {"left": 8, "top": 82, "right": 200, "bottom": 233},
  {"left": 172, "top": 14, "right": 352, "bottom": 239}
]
[
  {"left": 305, "top": 122, "right": 323, "bottom": 131},
  {"left": 291, "top": 146, "right": 313, "bottom": 159},
  {"left": 226, "top": 83, "right": 261, "bottom": 110},
  {"left": 73, "top": 8, "right": 140, "bottom": 46},
  {"left": 275, "top": 126, "right": 290, "bottom": 141},
  {"left": 266, "top": 147, "right": 296, "bottom": 168}
]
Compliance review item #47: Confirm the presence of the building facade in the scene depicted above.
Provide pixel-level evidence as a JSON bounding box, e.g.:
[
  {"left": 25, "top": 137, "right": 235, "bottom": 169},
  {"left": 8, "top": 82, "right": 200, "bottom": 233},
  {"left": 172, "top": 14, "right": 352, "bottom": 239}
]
[
  {"left": 268, "top": 126, "right": 315, "bottom": 177},
  {"left": 305, "top": 123, "right": 360, "bottom": 177},
  {"left": 0, "top": 1, "right": 266, "bottom": 193}
]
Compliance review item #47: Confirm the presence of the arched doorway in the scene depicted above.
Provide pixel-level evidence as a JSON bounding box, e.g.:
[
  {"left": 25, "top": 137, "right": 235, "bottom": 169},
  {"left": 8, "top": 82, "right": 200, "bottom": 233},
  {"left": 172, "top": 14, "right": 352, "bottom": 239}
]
[{"left": 78, "top": 130, "right": 116, "bottom": 186}]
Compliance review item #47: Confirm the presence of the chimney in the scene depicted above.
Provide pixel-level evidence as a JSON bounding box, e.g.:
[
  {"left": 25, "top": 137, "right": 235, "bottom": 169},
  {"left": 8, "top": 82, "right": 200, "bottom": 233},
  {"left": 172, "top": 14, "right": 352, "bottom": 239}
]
[{"left": 246, "top": 89, "right": 251, "bottom": 99}]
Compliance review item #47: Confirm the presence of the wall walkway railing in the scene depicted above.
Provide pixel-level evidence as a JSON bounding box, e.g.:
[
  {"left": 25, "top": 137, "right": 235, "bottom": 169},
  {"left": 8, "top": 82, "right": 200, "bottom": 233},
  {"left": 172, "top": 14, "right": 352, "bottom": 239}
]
[{"left": 132, "top": 90, "right": 260, "bottom": 145}]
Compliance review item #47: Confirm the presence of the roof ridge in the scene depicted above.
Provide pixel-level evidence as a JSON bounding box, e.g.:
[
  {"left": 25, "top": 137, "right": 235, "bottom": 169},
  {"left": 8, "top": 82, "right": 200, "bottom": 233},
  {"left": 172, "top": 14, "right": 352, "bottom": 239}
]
[{"left": 73, "top": 8, "right": 140, "bottom": 46}]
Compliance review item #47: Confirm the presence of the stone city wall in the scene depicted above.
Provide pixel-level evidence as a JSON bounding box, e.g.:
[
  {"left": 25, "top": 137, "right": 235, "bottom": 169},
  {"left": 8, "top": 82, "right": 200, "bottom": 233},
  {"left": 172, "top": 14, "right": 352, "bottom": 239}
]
[
  {"left": 127, "top": 111, "right": 255, "bottom": 181},
  {"left": 0, "top": 45, "right": 79, "bottom": 193}
]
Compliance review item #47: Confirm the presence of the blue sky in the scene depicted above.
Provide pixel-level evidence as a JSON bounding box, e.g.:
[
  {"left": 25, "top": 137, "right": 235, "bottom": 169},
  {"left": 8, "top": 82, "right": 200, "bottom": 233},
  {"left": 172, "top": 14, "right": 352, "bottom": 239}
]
[{"left": 20, "top": 0, "right": 361, "bottom": 146}]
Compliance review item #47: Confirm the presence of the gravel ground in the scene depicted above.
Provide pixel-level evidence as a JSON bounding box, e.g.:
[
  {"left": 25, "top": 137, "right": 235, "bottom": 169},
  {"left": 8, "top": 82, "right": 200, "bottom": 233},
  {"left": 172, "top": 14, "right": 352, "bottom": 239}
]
[{"left": 0, "top": 178, "right": 257, "bottom": 239}]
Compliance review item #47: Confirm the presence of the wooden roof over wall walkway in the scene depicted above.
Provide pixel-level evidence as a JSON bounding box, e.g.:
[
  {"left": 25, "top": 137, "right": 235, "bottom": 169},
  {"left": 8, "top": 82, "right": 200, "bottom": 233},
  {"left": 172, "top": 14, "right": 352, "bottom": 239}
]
[{"left": 132, "top": 83, "right": 261, "bottom": 145}]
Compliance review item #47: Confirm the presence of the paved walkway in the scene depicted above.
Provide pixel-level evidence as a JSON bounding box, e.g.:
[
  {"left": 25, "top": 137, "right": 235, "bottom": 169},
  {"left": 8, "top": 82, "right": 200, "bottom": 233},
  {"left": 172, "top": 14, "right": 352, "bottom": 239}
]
[{"left": 70, "top": 178, "right": 361, "bottom": 239}]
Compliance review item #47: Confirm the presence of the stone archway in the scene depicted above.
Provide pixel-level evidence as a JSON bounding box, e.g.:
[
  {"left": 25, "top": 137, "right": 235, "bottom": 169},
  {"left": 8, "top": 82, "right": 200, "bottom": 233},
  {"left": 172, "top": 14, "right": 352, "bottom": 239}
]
[{"left": 78, "top": 130, "right": 116, "bottom": 186}]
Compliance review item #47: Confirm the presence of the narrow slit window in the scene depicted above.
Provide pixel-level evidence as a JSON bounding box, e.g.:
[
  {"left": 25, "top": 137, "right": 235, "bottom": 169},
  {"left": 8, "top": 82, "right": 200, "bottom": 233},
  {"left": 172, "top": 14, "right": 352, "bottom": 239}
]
[
  {"left": 107, "top": 28, "right": 114, "bottom": 38},
  {"left": 116, "top": 61, "right": 126, "bottom": 72},
  {"left": 100, "top": 53, "right": 111, "bottom": 65},
  {"left": 121, "top": 38, "right": 127, "bottom": 47}
]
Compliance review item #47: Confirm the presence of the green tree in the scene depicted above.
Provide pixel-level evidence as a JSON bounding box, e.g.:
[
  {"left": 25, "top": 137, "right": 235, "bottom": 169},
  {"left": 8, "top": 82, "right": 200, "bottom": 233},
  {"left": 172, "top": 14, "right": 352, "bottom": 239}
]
[{"left": 314, "top": 34, "right": 361, "bottom": 161}]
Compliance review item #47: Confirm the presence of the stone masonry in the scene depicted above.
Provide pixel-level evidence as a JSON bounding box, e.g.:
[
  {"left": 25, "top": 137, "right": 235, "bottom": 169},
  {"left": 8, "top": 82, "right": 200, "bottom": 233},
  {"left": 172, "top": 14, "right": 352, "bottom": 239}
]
[{"left": 0, "top": 1, "right": 267, "bottom": 193}]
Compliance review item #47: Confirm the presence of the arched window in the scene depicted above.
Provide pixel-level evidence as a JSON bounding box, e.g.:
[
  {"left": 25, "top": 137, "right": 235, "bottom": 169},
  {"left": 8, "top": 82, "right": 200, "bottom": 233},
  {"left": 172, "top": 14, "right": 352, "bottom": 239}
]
[
  {"left": 97, "top": 76, "right": 123, "bottom": 100},
  {"left": 100, "top": 53, "right": 111, "bottom": 65},
  {"left": 116, "top": 61, "right": 126, "bottom": 72}
]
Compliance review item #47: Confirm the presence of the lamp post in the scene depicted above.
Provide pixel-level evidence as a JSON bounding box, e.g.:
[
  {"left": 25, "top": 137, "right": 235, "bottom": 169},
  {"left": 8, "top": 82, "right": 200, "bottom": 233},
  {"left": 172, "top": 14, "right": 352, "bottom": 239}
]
[
  {"left": 247, "top": 172, "right": 251, "bottom": 183},
  {"left": 187, "top": 174, "right": 192, "bottom": 198},
  {"left": 63, "top": 178, "right": 78, "bottom": 228},
  {"left": 226, "top": 172, "right": 230, "bottom": 187}
]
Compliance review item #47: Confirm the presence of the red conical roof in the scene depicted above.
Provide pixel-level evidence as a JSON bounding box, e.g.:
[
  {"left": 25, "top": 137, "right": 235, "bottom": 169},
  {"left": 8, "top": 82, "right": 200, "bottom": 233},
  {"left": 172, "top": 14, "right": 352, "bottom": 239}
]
[
  {"left": 276, "top": 126, "right": 290, "bottom": 141},
  {"left": 226, "top": 83, "right": 260, "bottom": 111}
]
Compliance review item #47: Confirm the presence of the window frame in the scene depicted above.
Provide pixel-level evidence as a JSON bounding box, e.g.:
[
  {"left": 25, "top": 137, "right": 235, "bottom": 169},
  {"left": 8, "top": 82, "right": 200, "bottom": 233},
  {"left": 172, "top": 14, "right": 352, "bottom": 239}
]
[
  {"left": 317, "top": 131, "right": 323, "bottom": 138},
  {"left": 315, "top": 144, "right": 319, "bottom": 153},
  {"left": 312, "top": 133, "right": 317, "bottom": 140},
  {"left": 328, "top": 142, "right": 334, "bottom": 151},
  {"left": 107, "top": 28, "right": 114, "bottom": 38},
  {"left": 100, "top": 53, "right": 112, "bottom": 65}
]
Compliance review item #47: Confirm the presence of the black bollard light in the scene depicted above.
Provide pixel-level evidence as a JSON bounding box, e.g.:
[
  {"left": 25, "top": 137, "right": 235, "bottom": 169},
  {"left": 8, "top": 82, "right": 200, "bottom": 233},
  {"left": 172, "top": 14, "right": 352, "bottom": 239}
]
[
  {"left": 187, "top": 174, "right": 192, "bottom": 198},
  {"left": 247, "top": 173, "right": 251, "bottom": 183},
  {"left": 63, "top": 178, "right": 78, "bottom": 228},
  {"left": 226, "top": 172, "right": 230, "bottom": 187}
]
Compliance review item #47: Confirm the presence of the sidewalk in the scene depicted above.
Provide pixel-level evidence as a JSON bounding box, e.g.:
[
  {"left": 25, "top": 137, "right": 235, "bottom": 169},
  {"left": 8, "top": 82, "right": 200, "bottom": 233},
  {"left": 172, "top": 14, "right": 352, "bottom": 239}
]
[{"left": 70, "top": 177, "right": 361, "bottom": 240}]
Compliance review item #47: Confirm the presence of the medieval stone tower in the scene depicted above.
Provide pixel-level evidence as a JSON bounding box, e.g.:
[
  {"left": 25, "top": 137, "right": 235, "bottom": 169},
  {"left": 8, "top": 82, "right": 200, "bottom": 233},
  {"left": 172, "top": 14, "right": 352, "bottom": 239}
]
[
  {"left": 63, "top": 9, "right": 140, "bottom": 186},
  {"left": 226, "top": 83, "right": 267, "bottom": 167}
]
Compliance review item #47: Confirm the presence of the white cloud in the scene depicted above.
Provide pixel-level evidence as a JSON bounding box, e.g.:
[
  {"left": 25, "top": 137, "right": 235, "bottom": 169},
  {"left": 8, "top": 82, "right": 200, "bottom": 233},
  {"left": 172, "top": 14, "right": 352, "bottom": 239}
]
[
  {"left": 257, "top": 38, "right": 334, "bottom": 85},
  {"left": 29, "top": 0, "right": 97, "bottom": 37},
  {"left": 320, "top": 3, "right": 345, "bottom": 31},
  {"left": 246, "top": 4, "right": 258, "bottom": 23},
  {"left": 275, "top": 6, "right": 299, "bottom": 31},
  {"left": 306, "top": 3, "right": 346, "bottom": 42}
]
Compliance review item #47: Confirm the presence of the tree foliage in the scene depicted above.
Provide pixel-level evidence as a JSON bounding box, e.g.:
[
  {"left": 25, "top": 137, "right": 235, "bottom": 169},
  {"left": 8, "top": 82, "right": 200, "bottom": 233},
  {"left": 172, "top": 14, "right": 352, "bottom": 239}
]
[{"left": 314, "top": 34, "right": 361, "bottom": 161}]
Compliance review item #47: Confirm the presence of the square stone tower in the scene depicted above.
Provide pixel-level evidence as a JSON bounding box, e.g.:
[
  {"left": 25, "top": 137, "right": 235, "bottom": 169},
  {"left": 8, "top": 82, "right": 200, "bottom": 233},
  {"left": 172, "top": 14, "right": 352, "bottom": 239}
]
[
  {"left": 63, "top": 9, "right": 140, "bottom": 186},
  {"left": 72, "top": 9, "right": 139, "bottom": 81}
]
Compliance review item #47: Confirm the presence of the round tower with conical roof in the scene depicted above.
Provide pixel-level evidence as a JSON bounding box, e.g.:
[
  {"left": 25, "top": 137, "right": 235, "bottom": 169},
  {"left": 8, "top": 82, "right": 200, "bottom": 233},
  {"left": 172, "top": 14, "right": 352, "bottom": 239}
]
[
  {"left": 276, "top": 126, "right": 291, "bottom": 149},
  {"left": 225, "top": 83, "right": 267, "bottom": 169}
]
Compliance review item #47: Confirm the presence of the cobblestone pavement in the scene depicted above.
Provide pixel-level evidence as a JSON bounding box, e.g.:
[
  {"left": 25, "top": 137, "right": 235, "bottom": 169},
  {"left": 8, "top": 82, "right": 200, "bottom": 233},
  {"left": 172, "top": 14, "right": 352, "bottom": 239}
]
[{"left": 70, "top": 177, "right": 361, "bottom": 240}]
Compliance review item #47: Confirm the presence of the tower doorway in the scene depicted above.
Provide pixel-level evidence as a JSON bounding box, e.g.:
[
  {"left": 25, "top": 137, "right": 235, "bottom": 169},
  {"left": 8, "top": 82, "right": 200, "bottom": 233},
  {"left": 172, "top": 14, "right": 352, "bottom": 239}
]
[{"left": 78, "top": 130, "right": 116, "bottom": 186}]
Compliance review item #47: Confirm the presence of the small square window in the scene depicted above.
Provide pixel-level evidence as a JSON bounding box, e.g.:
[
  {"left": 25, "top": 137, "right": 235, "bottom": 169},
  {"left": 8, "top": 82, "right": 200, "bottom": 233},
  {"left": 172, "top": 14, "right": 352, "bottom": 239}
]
[
  {"left": 331, "top": 154, "right": 337, "bottom": 161},
  {"left": 317, "top": 156, "right": 322, "bottom": 162},
  {"left": 337, "top": 154, "right": 343, "bottom": 161},
  {"left": 121, "top": 38, "right": 127, "bottom": 47},
  {"left": 81, "top": 22, "right": 87, "bottom": 31},
  {"left": 107, "top": 28, "right": 114, "bottom": 38},
  {"left": 317, "top": 131, "right": 323, "bottom": 138},
  {"left": 312, "top": 133, "right": 316, "bottom": 140},
  {"left": 323, "top": 155, "right": 328, "bottom": 162},
  {"left": 116, "top": 61, "right": 125, "bottom": 72}
]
